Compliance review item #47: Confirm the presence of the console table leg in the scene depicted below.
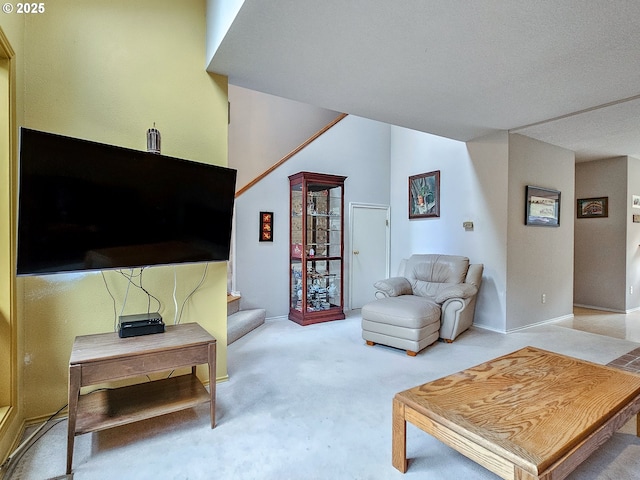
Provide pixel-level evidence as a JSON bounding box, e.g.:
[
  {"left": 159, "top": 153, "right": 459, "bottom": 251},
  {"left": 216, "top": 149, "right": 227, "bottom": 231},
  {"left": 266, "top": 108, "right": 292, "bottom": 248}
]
[
  {"left": 208, "top": 342, "right": 216, "bottom": 428},
  {"left": 67, "top": 364, "right": 81, "bottom": 474},
  {"left": 392, "top": 398, "right": 408, "bottom": 473}
]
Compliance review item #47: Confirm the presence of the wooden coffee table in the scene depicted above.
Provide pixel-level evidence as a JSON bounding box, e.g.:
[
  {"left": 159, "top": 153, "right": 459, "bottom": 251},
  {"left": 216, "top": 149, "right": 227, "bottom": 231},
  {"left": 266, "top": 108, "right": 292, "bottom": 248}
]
[{"left": 392, "top": 346, "right": 640, "bottom": 480}]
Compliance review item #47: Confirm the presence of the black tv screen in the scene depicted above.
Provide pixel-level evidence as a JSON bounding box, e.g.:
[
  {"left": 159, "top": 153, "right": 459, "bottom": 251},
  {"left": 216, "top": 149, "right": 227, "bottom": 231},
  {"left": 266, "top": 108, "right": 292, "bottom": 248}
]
[{"left": 17, "top": 128, "right": 237, "bottom": 275}]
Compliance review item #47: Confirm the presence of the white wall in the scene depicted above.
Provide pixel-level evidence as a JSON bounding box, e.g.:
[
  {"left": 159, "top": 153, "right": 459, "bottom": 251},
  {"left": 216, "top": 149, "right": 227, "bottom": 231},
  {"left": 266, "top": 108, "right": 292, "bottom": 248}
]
[
  {"left": 575, "top": 157, "right": 626, "bottom": 311},
  {"left": 228, "top": 85, "right": 341, "bottom": 190},
  {"left": 506, "top": 134, "right": 575, "bottom": 330},
  {"left": 466, "top": 131, "right": 510, "bottom": 332},
  {"left": 627, "top": 157, "right": 640, "bottom": 311},
  {"left": 205, "top": 0, "right": 244, "bottom": 68},
  {"left": 389, "top": 127, "right": 509, "bottom": 332},
  {"left": 234, "top": 115, "right": 391, "bottom": 317}
]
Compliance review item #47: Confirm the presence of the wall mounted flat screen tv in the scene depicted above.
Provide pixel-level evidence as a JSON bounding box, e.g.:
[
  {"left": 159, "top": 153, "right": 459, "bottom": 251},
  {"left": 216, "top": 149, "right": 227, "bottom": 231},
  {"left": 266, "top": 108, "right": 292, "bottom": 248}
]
[{"left": 17, "top": 128, "right": 237, "bottom": 276}]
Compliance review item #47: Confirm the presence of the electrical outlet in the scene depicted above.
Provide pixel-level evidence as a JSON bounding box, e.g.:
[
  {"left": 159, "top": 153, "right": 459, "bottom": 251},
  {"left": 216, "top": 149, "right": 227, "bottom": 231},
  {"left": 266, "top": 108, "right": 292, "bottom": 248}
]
[{"left": 541, "top": 293, "right": 546, "bottom": 304}]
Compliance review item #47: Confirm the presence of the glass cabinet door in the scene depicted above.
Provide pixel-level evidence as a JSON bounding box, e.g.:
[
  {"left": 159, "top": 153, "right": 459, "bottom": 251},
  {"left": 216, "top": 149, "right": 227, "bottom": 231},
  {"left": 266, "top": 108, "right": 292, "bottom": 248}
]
[{"left": 290, "top": 182, "right": 303, "bottom": 311}]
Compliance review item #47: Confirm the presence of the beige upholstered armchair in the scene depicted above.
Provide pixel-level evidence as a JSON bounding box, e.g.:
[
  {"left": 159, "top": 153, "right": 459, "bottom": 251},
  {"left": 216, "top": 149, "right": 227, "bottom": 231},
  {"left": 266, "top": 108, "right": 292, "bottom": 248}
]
[{"left": 361, "top": 254, "right": 483, "bottom": 355}]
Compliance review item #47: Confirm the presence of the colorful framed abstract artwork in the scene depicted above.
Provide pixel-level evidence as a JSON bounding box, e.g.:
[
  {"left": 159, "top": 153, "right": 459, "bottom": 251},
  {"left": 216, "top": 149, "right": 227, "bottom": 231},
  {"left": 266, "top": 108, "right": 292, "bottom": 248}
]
[
  {"left": 259, "top": 211, "right": 273, "bottom": 242},
  {"left": 409, "top": 170, "right": 440, "bottom": 219}
]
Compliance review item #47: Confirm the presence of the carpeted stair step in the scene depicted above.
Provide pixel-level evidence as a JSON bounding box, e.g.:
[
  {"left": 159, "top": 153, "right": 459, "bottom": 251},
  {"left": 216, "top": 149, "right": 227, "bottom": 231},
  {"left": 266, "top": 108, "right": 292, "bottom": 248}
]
[
  {"left": 227, "top": 294, "right": 241, "bottom": 316},
  {"left": 228, "top": 308, "right": 266, "bottom": 345}
]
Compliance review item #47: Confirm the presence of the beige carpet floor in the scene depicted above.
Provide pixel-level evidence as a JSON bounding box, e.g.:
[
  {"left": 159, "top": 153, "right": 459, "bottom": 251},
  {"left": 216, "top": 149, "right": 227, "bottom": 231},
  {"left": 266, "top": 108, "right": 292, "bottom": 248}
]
[{"left": 6, "top": 311, "right": 640, "bottom": 480}]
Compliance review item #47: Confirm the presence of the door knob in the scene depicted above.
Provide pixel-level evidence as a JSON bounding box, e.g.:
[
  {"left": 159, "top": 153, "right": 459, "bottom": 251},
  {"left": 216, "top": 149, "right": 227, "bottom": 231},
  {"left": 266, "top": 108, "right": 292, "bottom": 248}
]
[{"left": 353, "top": 250, "right": 359, "bottom": 255}]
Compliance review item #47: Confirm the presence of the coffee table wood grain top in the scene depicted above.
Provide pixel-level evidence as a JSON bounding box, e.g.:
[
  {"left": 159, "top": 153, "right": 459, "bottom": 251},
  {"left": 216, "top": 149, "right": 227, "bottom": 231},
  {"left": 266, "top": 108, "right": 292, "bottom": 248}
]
[{"left": 392, "top": 346, "right": 640, "bottom": 479}]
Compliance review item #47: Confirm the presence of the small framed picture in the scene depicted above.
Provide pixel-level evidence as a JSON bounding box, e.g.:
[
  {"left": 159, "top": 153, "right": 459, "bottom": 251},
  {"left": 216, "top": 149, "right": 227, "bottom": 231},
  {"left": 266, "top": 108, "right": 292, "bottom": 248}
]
[
  {"left": 409, "top": 170, "right": 440, "bottom": 219},
  {"left": 259, "top": 211, "right": 273, "bottom": 242},
  {"left": 525, "top": 185, "right": 560, "bottom": 226},
  {"left": 577, "top": 197, "right": 608, "bottom": 218}
]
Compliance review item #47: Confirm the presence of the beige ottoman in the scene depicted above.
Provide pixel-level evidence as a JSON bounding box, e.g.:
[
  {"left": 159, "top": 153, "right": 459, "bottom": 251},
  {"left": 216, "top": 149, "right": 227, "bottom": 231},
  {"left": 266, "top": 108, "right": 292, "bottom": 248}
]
[{"left": 361, "top": 295, "right": 441, "bottom": 356}]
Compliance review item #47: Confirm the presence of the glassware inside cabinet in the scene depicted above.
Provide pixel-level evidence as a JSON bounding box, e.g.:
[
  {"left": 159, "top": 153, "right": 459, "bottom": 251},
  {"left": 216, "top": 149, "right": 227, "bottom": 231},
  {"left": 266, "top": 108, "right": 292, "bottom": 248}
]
[{"left": 306, "top": 259, "right": 341, "bottom": 312}]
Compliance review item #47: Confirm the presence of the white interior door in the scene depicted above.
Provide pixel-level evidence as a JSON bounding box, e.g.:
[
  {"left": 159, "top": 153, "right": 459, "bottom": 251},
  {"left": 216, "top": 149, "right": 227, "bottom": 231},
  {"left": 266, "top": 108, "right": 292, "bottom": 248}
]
[{"left": 349, "top": 203, "right": 390, "bottom": 309}]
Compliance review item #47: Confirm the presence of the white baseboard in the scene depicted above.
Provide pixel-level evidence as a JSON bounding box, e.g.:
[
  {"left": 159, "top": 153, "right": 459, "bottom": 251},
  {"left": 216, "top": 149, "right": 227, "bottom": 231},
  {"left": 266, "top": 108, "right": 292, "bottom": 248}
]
[
  {"left": 573, "top": 303, "right": 628, "bottom": 314},
  {"left": 471, "top": 324, "right": 505, "bottom": 334},
  {"left": 505, "top": 313, "right": 574, "bottom": 334}
]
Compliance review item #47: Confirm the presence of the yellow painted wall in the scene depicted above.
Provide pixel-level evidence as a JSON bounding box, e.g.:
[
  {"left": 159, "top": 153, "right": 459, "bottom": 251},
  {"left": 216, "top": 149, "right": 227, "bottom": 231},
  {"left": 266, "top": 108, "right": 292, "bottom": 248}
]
[{"left": 15, "top": 0, "right": 229, "bottom": 420}]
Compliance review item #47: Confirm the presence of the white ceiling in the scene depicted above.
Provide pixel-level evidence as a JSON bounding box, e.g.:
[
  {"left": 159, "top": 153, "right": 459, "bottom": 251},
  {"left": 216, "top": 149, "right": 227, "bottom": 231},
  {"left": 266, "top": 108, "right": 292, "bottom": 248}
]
[{"left": 208, "top": 1, "right": 640, "bottom": 162}]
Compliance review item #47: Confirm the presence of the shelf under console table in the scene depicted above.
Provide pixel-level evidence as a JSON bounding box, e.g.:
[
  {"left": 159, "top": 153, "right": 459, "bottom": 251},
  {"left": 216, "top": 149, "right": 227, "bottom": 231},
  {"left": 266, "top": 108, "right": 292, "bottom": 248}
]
[{"left": 66, "top": 322, "right": 216, "bottom": 474}]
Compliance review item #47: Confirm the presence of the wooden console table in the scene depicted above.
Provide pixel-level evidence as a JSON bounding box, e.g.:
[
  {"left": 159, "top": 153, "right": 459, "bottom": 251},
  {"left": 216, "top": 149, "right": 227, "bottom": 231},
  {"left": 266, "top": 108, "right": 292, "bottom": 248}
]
[{"left": 66, "top": 322, "right": 216, "bottom": 474}]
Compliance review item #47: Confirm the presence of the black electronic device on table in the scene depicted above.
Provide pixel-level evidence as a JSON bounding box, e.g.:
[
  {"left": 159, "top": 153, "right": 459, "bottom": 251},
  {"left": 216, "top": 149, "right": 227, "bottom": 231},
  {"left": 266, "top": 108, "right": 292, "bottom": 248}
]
[{"left": 118, "top": 312, "right": 165, "bottom": 338}]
